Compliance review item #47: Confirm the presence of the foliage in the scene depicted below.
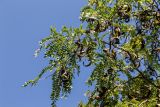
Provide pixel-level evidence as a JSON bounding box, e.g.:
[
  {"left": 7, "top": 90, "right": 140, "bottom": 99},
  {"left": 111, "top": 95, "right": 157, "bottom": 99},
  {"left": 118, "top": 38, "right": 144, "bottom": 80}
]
[{"left": 23, "top": 0, "right": 160, "bottom": 107}]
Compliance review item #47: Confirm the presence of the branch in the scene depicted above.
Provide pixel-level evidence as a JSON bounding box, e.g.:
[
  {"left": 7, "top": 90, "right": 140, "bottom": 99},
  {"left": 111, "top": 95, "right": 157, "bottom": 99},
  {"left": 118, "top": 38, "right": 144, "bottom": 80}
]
[
  {"left": 114, "top": 45, "right": 160, "bottom": 89},
  {"left": 138, "top": 99, "right": 148, "bottom": 107}
]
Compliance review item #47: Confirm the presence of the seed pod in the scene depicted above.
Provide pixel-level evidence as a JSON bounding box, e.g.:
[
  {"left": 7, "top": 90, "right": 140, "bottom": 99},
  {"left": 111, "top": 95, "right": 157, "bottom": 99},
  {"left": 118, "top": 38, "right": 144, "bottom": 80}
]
[
  {"left": 114, "top": 27, "right": 121, "bottom": 37},
  {"left": 123, "top": 4, "right": 131, "bottom": 12},
  {"left": 111, "top": 37, "right": 120, "bottom": 44},
  {"left": 141, "top": 39, "right": 145, "bottom": 49},
  {"left": 108, "top": 68, "right": 114, "bottom": 75},
  {"left": 111, "top": 49, "right": 116, "bottom": 59},
  {"left": 124, "top": 14, "right": 130, "bottom": 22},
  {"left": 103, "top": 48, "right": 109, "bottom": 54},
  {"left": 154, "top": 48, "right": 160, "bottom": 53},
  {"left": 95, "top": 96, "right": 100, "bottom": 100}
]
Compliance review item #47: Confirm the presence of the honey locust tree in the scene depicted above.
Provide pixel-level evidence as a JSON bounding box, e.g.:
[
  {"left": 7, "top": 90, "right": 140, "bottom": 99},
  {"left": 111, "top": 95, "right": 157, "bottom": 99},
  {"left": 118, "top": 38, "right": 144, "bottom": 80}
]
[{"left": 23, "top": 0, "right": 160, "bottom": 107}]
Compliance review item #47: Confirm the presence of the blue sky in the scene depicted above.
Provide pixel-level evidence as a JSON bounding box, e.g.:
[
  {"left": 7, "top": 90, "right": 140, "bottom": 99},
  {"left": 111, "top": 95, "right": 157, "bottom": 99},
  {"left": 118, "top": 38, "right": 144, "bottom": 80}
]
[{"left": 0, "top": 0, "right": 93, "bottom": 107}]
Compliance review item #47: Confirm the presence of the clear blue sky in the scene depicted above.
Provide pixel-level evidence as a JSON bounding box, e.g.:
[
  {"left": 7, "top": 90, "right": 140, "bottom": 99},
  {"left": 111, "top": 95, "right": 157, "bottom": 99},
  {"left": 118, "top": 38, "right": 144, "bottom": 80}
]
[{"left": 0, "top": 0, "right": 93, "bottom": 107}]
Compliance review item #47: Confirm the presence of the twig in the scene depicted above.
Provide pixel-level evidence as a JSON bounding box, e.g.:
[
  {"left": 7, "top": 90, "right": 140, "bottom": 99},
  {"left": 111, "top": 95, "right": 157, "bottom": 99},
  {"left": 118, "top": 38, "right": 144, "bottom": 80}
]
[{"left": 138, "top": 99, "right": 148, "bottom": 107}]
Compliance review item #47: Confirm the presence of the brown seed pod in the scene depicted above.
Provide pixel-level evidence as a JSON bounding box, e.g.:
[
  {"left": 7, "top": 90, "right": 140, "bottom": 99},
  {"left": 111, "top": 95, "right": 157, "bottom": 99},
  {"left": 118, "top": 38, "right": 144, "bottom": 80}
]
[
  {"left": 123, "top": 4, "right": 131, "bottom": 12},
  {"left": 124, "top": 14, "right": 130, "bottom": 22},
  {"left": 114, "top": 27, "right": 121, "bottom": 37},
  {"left": 111, "top": 49, "right": 116, "bottom": 59},
  {"left": 103, "top": 48, "right": 109, "bottom": 54},
  {"left": 108, "top": 68, "right": 114, "bottom": 75},
  {"left": 59, "top": 68, "right": 70, "bottom": 83},
  {"left": 140, "top": 39, "right": 145, "bottom": 49},
  {"left": 95, "top": 96, "right": 100, "bottom": 100},
  {"left": 154, "top": 48, "right": 160, "bottom": 53},
  {"left": 111, "top": 37, "right": 120, "bottom": 44},
  {"left": 156, "top": 12, "right": 160, "bottom": 20}
]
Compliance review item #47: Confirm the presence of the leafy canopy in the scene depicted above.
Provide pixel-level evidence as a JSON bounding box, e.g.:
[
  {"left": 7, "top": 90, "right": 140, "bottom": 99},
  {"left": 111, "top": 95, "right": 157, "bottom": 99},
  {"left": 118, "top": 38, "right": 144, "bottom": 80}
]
[{"left": 23, "top": 0, "right": 160, "bottom": 107}]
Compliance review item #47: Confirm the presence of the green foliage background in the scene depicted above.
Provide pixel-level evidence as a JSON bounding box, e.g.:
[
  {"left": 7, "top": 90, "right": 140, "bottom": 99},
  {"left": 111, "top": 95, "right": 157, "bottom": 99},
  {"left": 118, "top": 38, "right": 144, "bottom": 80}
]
[{"left": 24, "top": 0, "right": 160, "bottom": 106}]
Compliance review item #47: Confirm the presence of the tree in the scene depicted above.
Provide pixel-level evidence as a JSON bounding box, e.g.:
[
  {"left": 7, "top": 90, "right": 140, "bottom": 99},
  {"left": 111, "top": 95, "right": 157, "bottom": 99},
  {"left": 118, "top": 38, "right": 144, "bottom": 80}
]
[{"left": 23, "top": 0, "right": 160, "bottom": 107}]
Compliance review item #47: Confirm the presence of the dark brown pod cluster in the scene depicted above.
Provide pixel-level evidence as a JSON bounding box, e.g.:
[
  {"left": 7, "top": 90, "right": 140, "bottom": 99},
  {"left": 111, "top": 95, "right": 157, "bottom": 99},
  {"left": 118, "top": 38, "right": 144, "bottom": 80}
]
[
  {"left": 103, "top": 48, "right": 116, "bottom": 59},
  {"left": 74, "top": 39, "right": 85, "bottom": 61},
  {"left": 85, "top": 17, "right": 111, "bottom": 33},
  {"left": 117, "top": 4, "right": 131, "bottom": 22},
  {"left": 59, "top": 68, "right": 71, "bottom": 87}
]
